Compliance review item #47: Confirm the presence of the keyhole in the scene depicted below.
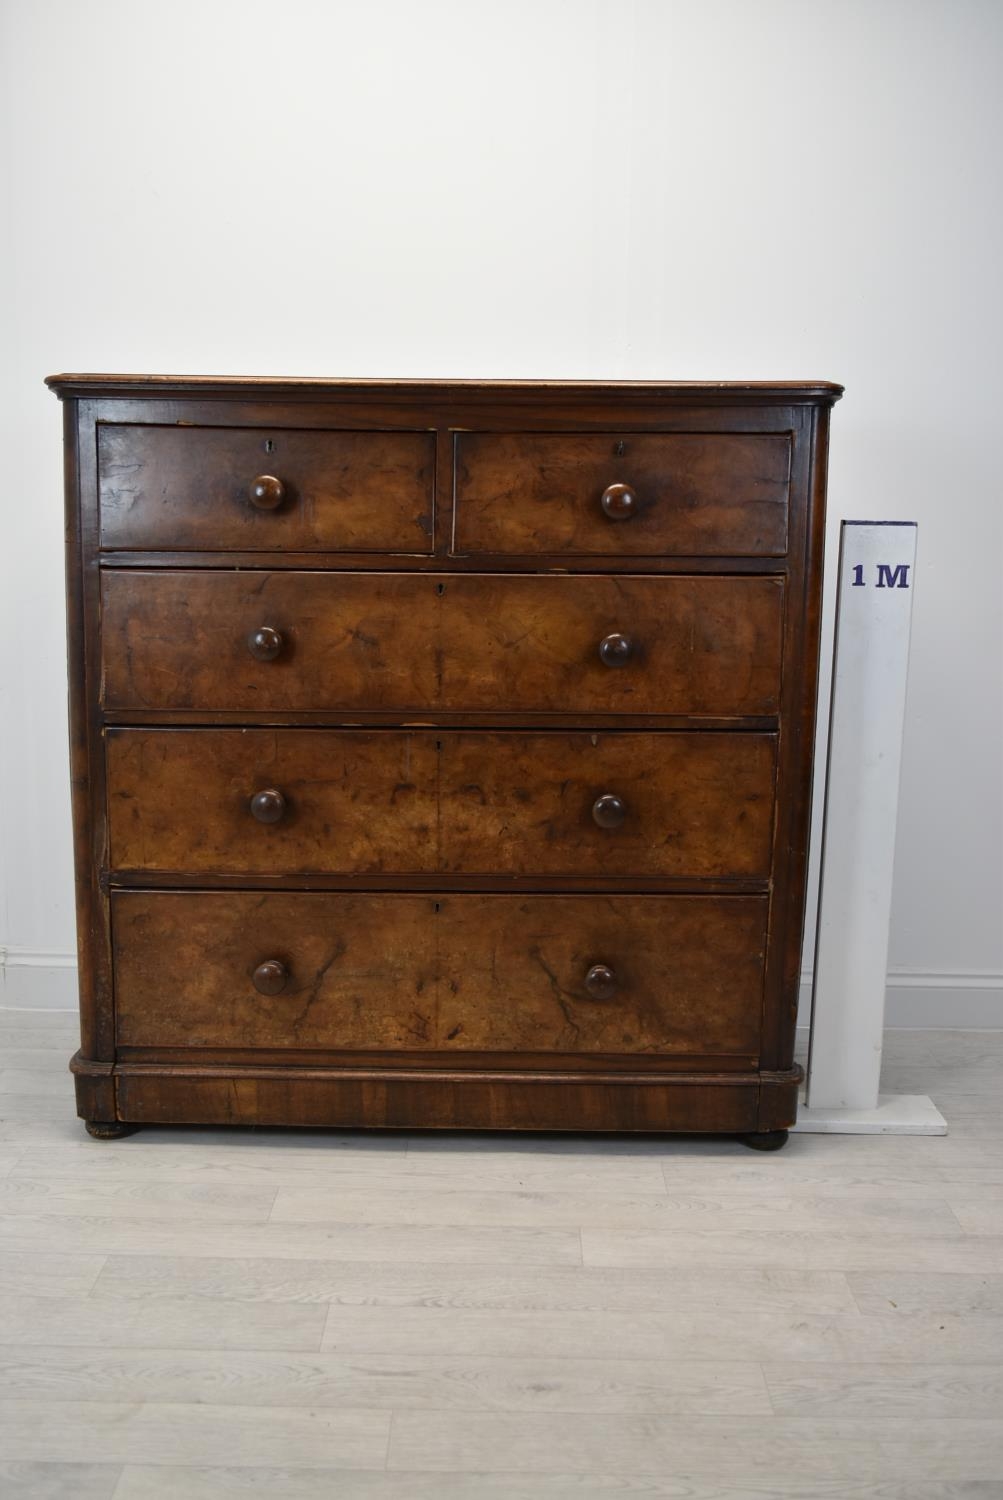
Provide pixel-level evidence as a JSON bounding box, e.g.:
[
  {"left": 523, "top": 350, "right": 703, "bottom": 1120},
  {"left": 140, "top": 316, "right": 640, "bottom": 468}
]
[
  {"left": 436, "top": 582, "right": 445, "bottom": 596},
  {"left": 264, "top": 438, "right": 276, "bottom": 454},
  {"left": 615, "top": 440, "right": 626, "bottom": 458}
]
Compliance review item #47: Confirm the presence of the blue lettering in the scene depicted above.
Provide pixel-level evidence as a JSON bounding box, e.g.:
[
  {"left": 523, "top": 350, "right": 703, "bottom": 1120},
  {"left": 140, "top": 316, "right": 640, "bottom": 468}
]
[{"left": 875, "top": 564, "right": 910, "bottom": 589}]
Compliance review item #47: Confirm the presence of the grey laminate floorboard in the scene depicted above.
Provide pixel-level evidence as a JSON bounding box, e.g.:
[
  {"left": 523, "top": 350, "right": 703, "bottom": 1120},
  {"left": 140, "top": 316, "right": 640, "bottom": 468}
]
[
  {"left": 848, "top": 1269, "right": 1003, "bottom": 1315},
  {"left": 0, "top": 1251, "right": 108, "bottom": 1297},
  {"left": 0, "top": 1463, "right": 122, "bottom": 1499},
  {"left": 0, "top": 1214, "right": 583, "bottom": 1264},
  {"left": 384, "top": 1412, "right": 1003, "bottom": 1479},
  {"left": 318, "top": 1302, "right": 1003, "bottom": 1362},
  {"left": 0, "top": 1292, "right": 327, "bottom": 1350},
  {"left": 0, "top": 1399, "right": 390, "bottom": 1468},
  {"left": 0, "top": 1346, "right": 773, "bottom": 1414},
  {"left": 268, "top": 1182, "right": 967, "bottom": 1234},
  {"left": 763, "top": 1360, "right": 1003, "bottom": 1417},
  {"left": 85, "top": 1256, "right": 857, "bottom": 1315},
  {"left": 0, "top": 1015, "right": 1001, "bottom": 1494},
  {"left": 109, "top": 1470, "right": 1003, "bottom": 1500}
]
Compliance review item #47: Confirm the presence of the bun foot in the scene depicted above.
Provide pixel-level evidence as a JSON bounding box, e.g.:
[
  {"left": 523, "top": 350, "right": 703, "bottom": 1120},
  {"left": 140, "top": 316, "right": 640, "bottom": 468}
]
[
  {"left": 84, "top": 1120, "right": 137, "bottom": 1140},
  {"left": 743, "top": 1128, "right": 789, "bottom": 1152}
]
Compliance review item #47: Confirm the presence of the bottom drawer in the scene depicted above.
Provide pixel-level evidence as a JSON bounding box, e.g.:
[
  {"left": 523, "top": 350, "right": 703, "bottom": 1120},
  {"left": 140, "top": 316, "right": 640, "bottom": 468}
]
[{"left": 112, "top": 891, "right": 766, "bottom": 1059}]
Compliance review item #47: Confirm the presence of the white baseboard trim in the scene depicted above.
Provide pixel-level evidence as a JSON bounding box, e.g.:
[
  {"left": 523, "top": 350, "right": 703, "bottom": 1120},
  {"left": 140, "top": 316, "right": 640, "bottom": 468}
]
[
  {"left": 798, "top": 969, "right": 1003, "bottom": 1030},
  {"left": 1, "top": 952, "right": 1001, "bottom": 1025},
  {"left": 0, "top": 949, "right": 78, "bottom": 1011}
]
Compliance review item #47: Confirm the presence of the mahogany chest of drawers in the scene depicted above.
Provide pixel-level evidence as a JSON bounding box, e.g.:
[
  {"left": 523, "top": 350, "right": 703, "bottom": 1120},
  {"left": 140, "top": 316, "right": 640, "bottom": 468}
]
[{"left": 48, "top": 375, "right": 842, "bottom": 1146}]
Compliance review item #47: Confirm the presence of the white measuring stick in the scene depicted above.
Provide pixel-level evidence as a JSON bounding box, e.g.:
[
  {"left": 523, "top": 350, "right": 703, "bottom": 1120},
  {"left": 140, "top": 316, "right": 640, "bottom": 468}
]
[{"left": 796, "top": 520, "right": 945, "bottom": 1134}]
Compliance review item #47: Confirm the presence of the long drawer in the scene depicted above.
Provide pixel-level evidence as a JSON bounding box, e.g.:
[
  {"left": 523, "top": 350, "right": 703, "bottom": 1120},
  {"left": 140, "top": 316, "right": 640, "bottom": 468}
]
[
  {"left": 454, "top": 432, "right": 791, "bottom": 556},
  {"left": 98, "top": 425, "right": 436, "bottom": 552},
  {"left": 111, "top": 891, "right": 768, "bottom": 1057},
  {"left": 106, "top": 728, "right": 776, "bottom": 879},
  {"left": 100, "top": 571, "right": 784, "bottom": 717}
]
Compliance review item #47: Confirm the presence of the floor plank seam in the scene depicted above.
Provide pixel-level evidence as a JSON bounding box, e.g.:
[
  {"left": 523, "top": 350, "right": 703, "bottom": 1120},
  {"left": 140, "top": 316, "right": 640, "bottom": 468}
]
[
  {"left": 0, "top": 1342, "right": 799, "bottom": 1366},
  {"left": 757, "top": 1361, "right": 781, "bottom": 1417}
]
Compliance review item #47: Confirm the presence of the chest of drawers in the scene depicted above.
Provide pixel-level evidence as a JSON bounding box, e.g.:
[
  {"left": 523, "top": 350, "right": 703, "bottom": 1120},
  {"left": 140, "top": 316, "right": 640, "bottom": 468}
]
[{"left": 48, "top": 375, "right": 841, "bottom": 1146}]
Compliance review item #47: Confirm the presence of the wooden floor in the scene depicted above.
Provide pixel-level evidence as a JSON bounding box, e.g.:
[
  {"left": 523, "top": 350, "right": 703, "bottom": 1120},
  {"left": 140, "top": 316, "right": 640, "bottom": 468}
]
[{"left": 1, "top": 1013, "right": 1003, "bottom": 1497}]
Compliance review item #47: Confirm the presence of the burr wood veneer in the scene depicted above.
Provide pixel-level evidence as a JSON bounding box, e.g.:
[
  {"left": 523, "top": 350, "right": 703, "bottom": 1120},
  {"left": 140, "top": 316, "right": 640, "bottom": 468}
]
[{"left": 48, "top": 375, "right": 842, "bottom": 1144}]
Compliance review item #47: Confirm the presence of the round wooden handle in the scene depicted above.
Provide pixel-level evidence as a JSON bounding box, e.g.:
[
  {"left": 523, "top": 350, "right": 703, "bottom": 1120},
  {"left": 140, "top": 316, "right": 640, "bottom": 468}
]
[
  {"left": 598, "top": 632, "right": 633, "bottom": 667},
  {"left": 585, "top": 963, "right": 617, "bottom": 1000},
  {"left": 252, "top": 959, "right": 288, "bottom": 996},
  {"left": 600, "top": 482, "right": 637, "bottom": 520},
  {"left": 249, "top": 474, "right": 285, "bottom": 510},
  {"left": 247, "top": 626, "right": 284, "bottom": 662},
  {"left": 592, "top": 793, "right": 627, "bottom": 829},
  {"left": 249, "top": 788, "right": 286, "bottom": 824}
]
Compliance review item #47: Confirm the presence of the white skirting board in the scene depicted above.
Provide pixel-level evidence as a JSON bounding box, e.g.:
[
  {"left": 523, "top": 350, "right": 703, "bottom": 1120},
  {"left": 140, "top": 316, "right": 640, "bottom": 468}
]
[
  {"left": 0, "top": 953, "right": 1001, "bottom": 1029},
  {"left": 797, "top": 973, "right": 1003, "bottom": 1029},
  {"left": 2, "top": 948, "right": 1002, "bottom": 1020},
  {"left": 0, "top": 950, "right": 78, "bottom": 1010}
]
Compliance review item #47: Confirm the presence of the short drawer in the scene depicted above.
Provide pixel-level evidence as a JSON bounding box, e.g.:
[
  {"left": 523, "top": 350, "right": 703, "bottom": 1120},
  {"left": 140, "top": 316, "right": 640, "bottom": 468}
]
[
  {"left": 97, "top": 425, "right": 435, "bottom": 552},
  {"left": 100, "top": 571, "right": 784, "bottom": 718},
  {"left": 111, "top": 891, "right": 767, "bottom": 1057},
  {"left": 454, "top": 432, "right": 790, "bottom": 556},
  {"left": 106, "top": 728, "right": 776, "bottom": 879}
]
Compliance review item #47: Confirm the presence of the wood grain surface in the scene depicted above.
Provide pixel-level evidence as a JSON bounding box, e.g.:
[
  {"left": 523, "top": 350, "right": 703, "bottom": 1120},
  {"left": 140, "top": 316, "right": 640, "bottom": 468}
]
[
  {"left": 98, "top": 425, "right": 435, "bottom": 553},
  {"left": 454, "top": 431, "right": 791, "bottom": 555},
  {"left": 110, "top": 890, "right": 768, "bottom": 1057},
  {"left": 105, "top": 728, "right": 776, "bottom": 879},
  {"left": 99, "top": 571, "right": 785, "bottom": 717}
]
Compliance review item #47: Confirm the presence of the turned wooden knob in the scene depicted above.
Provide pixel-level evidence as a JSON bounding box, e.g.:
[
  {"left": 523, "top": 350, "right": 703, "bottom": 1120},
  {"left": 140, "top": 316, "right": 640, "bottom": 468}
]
[
  {"left": 598, "top": 632, "right": 633, "bottom": 667},
  {"left": 585, "top": 964, "right": 617, "bottom": 1001},
  {"left": 600, "top": 482, "right": 637, "bottom": 520},
  {"left": 592, "top": 793, "right": 627, "bottom": 829},
  {"left": 249, "top": 788, "right": 286, "bottom": 824},
  {"left": 249, "top": 474, "right": 285, "bottom": 510},
  {"left": 252, "top": 959, "right": 288, "bottom": 996},
  {"left": 247, "top": 626, "right": 284, "bottom": 661}
]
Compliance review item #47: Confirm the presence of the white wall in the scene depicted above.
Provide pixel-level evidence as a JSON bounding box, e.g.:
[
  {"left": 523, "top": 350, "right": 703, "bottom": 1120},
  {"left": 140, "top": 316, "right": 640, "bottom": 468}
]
[{"left": 2, "top": 0, "right": 1001, "bottom": 1020}]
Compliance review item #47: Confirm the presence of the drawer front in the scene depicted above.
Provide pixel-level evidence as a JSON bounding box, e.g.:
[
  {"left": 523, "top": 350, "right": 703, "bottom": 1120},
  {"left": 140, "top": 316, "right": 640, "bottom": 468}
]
[
  {"left": 101, "top": 571, "right": 784, "bottom": 717},
  {"left": 112, "top": 891, "right": 767, "bottom": 1057},
  {"left": 454, "top": 433, "right": 790, "bottom": 556},
  {"left": 98, "top": 425, "right": 435, "bottom": 552},
  {"left": 106, "top": 729, "right": 776, "bottom": 879}
]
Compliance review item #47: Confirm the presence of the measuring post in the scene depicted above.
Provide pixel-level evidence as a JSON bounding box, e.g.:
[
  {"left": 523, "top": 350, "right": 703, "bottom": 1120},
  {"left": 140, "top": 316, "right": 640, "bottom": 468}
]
[{"left": 796, "top": 520, "right": 945, "bottom": 1134}]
